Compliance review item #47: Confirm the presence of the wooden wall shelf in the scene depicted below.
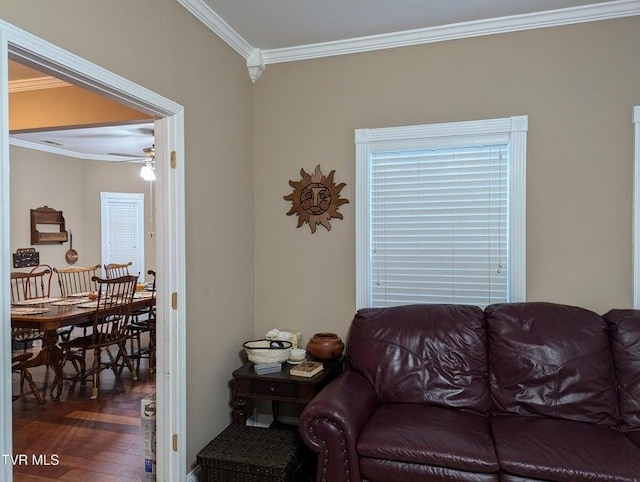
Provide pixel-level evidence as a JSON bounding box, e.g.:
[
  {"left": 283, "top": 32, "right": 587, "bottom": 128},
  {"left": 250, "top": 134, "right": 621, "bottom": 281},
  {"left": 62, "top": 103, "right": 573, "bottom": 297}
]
[{"left": 30, "top": 206, "right": 68, "bottom": 245}]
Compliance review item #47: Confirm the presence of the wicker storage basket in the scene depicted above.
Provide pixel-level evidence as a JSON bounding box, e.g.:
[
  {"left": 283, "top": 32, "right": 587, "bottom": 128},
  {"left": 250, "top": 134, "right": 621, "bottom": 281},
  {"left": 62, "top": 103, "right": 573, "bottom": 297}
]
[
  {"left": 243, "top": 339, "right": 292, "bottom": 364},
  {"left": 197, "top": 424, "right": 308, "bottom": 482}
]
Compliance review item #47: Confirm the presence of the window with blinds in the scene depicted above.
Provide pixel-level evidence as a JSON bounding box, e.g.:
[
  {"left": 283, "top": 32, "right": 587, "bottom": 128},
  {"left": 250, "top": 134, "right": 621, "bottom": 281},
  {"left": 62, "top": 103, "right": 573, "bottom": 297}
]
[
  {"left": 370, "top": 146, "right": 508, "bottom": 307},
  {"left": 100, "top": 192, "right": 145, "bottom": 280},
  {"left": 355, "top": 116, "right": 528, "bottom": 310}
]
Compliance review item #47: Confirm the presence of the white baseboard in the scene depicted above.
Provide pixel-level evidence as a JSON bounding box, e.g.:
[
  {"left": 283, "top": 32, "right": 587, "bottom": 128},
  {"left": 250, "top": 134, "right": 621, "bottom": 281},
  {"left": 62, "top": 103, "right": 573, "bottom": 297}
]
[
  {"left": 186, "top": 465, "right": 201, "bottom": 481},
  {"left": 278, "top": 415, "right": 300, "bottom": 425}
]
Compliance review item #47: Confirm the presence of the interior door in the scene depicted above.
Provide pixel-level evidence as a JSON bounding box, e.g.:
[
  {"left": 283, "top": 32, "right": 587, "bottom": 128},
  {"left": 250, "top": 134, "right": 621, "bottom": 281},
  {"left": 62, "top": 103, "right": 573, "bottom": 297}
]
[{"left": 101, "top": 192, "right": 145, "bottom": 280}]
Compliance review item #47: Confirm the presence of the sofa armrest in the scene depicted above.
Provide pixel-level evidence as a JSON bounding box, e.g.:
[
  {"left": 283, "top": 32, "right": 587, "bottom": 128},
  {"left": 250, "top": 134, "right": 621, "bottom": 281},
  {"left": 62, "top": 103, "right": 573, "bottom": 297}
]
[{"left": 299, "top": 371, "right": 379, "bottom": 482}]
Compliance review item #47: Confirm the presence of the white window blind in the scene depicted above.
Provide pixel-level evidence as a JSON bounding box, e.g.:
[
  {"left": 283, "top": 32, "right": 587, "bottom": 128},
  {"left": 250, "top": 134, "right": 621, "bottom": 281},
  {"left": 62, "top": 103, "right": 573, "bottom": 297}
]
[
  {"left": 370, "top": 145, "right": 508, "bottom": 307},
  {"left": 355, "top": 116, "right": 528, "bottom": 310},
  {"left": 100, "top": 192, "right": 145, "bottom": 280}
]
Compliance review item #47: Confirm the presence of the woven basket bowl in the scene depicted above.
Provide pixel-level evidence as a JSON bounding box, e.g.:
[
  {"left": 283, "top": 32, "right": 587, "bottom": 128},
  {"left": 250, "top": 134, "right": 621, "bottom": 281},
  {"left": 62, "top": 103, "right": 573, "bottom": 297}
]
[{"left": 243, "top": 339, "right": 292, "bottom": 364}]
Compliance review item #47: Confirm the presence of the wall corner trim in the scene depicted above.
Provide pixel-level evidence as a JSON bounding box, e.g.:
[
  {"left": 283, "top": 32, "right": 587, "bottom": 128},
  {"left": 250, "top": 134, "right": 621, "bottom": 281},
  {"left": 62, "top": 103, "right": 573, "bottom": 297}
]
[{"left": 247, "top": 48, "right": 265, "bottom": 83}]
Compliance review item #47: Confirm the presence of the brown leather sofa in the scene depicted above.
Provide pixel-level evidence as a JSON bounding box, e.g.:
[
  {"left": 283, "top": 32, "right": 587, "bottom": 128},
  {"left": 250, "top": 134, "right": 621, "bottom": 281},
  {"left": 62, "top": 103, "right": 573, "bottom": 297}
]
[{"left": 299, "top": 302, "right": 640, "bottom": 481}]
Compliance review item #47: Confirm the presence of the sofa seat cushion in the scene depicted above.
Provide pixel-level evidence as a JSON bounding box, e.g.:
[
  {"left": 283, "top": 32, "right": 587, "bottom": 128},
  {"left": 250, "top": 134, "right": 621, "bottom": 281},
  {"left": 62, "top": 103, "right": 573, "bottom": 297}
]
[
  {"left": 499, "top": 475, "right": 546, "bottom": 482},
  {"left": 357, "top": 403, "right": 499, "bottom": 474},
  {"left": 491, "top": 414, "right": 640, "bottom": 481},
  {"left": 625, "top": 430, "right": 640, "bottom": 449},
  {"left": 359, "top": 458, "right": 499, "bottom": 482}
]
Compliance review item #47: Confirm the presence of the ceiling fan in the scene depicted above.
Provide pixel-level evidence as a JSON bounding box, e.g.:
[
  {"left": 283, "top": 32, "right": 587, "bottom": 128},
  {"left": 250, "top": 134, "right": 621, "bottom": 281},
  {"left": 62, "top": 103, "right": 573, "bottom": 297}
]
[
  {"left": 108, "top": 145, "right": 154, "bottom": 160},
  {"left": 108, "top": 146, "right": 156, "bottom": 180},
  {"left": 139, "top": 146, "right": 156, "bottom": 180}
]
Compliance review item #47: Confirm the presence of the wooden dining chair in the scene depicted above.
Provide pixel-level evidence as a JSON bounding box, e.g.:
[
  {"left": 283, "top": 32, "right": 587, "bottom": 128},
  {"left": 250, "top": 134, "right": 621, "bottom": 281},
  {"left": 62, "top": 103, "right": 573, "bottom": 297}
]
[
  {"left": 127, "top": 270, "right": 157, "bottom": 374},
  {"left": 53, "top": 264, "right": 101, "bottom": 345},
  {"left": 12, "top": 352, "right": 44, "bottom": 405},
  {"left": 106, "top": 262, "right": 147, "bottom": 349},
  {"left": 10, "top": 268, "right": 51, "bottom": 404},
  {"left": 11, "top": 265, "right": 52, "bottom": 303},
  {"left": 104, "top": 261, "right": 133, "bottom": 279},
  {"left": 59, "top": 275, "right": 139, "bottom": 399},
  {"left": 10, "top": 267, "right": 51, "bottom": 352},
  {"left": 53, "top": 264, "right": 101, "bottom": 298}
]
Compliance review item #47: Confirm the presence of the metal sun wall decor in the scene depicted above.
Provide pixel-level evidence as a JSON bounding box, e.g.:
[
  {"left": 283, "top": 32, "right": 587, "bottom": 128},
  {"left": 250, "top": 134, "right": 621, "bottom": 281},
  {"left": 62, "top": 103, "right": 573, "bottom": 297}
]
[{"left": 284, "top": 164, "right": 349, "bottom": 233}]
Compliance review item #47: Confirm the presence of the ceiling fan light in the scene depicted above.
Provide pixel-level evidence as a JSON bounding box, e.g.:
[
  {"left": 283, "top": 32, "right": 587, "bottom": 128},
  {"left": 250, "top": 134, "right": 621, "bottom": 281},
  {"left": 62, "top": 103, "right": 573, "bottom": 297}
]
[{"left": 140, "top": 163, "right": 156, "bottom": 181}]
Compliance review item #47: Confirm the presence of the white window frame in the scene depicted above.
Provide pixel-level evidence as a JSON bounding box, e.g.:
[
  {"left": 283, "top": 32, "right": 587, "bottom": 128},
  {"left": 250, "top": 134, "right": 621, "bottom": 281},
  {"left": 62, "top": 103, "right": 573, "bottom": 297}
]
[
  {"left": 100, "top": 192, "right": 145, "bottom": 279},
  {"left": 355, "top": 115, "right": 528, "bottom": 309},
  {"left": 633, "top": 106, "right": 640, "bottom": 308}
]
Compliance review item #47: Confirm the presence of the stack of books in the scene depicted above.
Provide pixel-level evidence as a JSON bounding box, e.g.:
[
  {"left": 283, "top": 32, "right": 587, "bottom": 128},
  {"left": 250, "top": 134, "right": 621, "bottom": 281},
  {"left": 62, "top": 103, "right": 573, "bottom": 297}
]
[
  {"left": 253, "top": 362, "right": 282, "bottom": 375},
  {"left": 290, "top": 360, "right": 323, "bottom": 378}
]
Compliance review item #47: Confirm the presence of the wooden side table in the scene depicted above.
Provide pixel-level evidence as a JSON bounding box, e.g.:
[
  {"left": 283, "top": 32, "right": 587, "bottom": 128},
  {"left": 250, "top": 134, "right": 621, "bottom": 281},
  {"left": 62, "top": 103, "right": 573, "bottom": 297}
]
[{"left": 232, "top": 359, "right": 343, "bottom": 425}]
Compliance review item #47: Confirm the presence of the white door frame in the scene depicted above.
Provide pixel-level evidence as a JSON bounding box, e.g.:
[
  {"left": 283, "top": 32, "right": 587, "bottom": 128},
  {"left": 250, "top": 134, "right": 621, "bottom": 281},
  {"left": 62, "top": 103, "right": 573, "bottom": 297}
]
[{"left": 0, "top": 20, "right": 187, "bottom": 481}]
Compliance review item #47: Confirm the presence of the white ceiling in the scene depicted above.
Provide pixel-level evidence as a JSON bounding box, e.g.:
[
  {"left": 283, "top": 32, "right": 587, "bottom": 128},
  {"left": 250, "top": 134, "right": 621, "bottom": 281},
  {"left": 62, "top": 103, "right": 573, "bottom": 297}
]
[
  {"left": 10, "top": 123, "right": 155, "bottom": 163},
  {"left": 203, "top": 0, "right": 619, "bottom": 50}
]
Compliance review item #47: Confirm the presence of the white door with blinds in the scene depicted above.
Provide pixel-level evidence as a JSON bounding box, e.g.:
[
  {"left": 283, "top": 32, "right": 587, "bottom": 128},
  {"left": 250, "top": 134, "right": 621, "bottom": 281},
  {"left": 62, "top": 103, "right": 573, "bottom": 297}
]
[
  {"left": 100, "top": 192, "right": 145, "bottom": 281},
  {"left": 370, "top": 145, "right": 508, "bottom": 307}
]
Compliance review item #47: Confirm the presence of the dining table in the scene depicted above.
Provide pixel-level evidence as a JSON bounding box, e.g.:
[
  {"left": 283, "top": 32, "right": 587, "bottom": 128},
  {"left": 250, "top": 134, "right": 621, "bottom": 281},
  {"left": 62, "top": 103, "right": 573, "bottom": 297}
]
[{"left": 10, "top": 291, "right": 155, "bottom": 401}]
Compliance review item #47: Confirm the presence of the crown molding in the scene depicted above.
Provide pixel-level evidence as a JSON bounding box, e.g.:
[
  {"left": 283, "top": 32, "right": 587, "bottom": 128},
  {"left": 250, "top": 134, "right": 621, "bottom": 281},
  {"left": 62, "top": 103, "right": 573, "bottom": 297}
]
[
  {"left": 9, "top": 76, "right": 70, "bottom": 93},
  {"left": 263, "top": 0, "right": 640, "bottom": 63},
  {"left": 177, "top": 0, "right": 640, "bottom": 78},
  {"left": 176, "top": 0, "right": 253, "bottom": 58}
]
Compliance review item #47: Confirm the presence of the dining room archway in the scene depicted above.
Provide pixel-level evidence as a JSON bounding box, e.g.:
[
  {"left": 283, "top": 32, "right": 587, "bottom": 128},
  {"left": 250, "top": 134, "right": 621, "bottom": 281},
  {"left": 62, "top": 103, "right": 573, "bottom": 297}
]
[{"left": 0, "top": 19, "right": 187, "bottom": 481}]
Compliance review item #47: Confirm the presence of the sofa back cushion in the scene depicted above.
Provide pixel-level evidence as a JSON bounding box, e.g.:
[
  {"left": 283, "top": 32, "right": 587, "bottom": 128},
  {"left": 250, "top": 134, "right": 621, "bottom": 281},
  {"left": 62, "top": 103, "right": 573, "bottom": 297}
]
[
  {"left": 347, "top": 304, "right": 489, "bottom": 412},
  {"left": 603, "top": 309, "right": 640, "bottom": 429},
  {"left": 486, "top": 302, "right": 619, "bottom": 426}
]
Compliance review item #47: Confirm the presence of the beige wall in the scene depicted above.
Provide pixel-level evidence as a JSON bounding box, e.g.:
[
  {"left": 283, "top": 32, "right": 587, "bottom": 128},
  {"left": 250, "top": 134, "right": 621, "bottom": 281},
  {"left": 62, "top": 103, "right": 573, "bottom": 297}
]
[
  {"left": 254, "top": 17, "right": 640, "bottom": 343},
  {"left": 9, "top": 146, "right": 156, "bottom": 295},
  {"left": 10, "top": 148, "right": 84, "bottom": 295},
  {"left": 1, "top": 0, "right": 254, "bottom": 471}
]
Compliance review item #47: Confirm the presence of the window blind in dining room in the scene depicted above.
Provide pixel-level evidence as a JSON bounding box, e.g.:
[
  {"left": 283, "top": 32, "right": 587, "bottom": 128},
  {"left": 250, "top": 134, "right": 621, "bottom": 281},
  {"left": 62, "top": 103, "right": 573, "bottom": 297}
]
[
  {"left": 100, "top": 192, "right": 145, "bottom": 281},
  {"left": 369, "top": 145, "right": 508, "bottom": 308}
]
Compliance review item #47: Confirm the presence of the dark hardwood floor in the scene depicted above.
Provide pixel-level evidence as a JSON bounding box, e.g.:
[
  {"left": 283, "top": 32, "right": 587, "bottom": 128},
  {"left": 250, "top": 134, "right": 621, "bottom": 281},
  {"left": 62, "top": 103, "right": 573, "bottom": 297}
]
[{"left": 11, "top": 339, "right": 155, "bottom": 481}]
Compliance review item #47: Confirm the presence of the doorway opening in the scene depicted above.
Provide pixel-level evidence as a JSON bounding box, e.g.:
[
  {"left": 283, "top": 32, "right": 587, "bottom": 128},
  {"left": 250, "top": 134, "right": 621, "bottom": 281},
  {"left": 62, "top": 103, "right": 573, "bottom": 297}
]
[{"left": 1, "top": 19, "right": 187, "bottom": 481}]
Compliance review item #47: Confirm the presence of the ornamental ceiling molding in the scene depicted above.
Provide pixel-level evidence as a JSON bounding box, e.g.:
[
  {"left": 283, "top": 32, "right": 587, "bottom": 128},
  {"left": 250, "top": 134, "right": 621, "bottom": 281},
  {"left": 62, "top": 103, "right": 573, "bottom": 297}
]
[
  {"left": 9, "top": 76, "right": 70, "bottom": 93},
  {"left": 177, "top": 0, "right": 640, "bottom": 82}
]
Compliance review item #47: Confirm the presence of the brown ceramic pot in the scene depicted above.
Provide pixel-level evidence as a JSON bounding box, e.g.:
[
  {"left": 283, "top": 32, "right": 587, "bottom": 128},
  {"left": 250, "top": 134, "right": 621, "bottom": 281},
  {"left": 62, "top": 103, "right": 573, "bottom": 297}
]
[{"left": 306, "top": 333, "right": 344, "bottom": 361}]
